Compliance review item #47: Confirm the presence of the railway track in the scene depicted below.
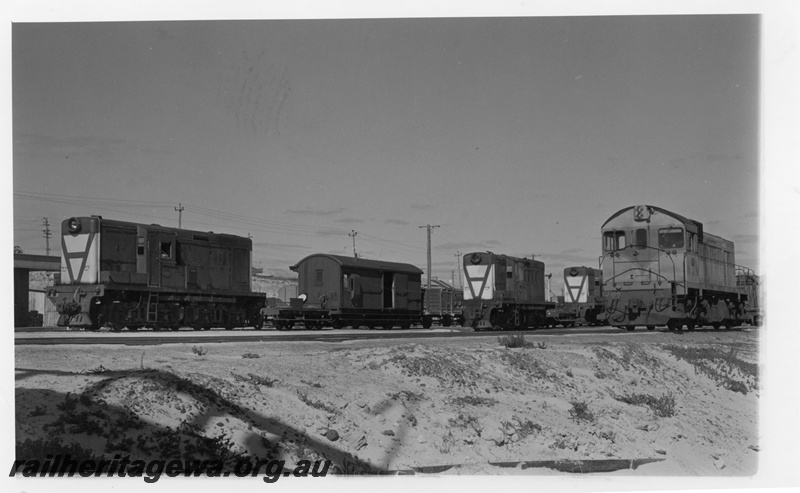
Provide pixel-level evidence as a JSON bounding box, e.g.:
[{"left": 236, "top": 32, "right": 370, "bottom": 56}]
[{"left": 14, "top": 324, "right": 754, "bottom": 346}]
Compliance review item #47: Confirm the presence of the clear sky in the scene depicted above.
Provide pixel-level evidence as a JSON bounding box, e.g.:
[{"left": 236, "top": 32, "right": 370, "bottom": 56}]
[{"left": 11, "top": 7, "right": 762, "bottom": 293}]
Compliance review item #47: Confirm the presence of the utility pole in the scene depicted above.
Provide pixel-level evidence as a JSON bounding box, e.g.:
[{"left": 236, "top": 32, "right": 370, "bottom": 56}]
[
  {"left": 349, "top": 230, "right": 358, "bottom": 259},
  {"left": 418, "top": 224, "right": 440, "bottom": 292},
  {"left": 453, "top": 251, "right": 462, "bottom": 289},
  {"left": 174, "top": 203, "right": 184, "bottom": 229},
  {"left": 42, "top": 218, "right": 51, "bottom": 256}
]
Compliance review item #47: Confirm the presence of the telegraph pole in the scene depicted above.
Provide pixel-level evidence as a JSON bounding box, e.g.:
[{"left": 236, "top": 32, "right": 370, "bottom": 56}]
[
  {"left": 453, "top": 251, "right": 462, "bottom": 289},
  {"left": 418, "top": 224, "right": 439, "bottom": 292},
  {"left": 175, "top": 203, "right": 184, "bottom": 229},
  {"left": 42, "top": 218, "right": 51, "bottom": 256},
  {"left": 349, "top": 230, "right": 358, "bottom": 259}
]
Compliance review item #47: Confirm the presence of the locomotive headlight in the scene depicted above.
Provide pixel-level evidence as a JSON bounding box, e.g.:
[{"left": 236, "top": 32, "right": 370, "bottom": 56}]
[
  {"left": 470, "top": 253, "right": 482, "bottom": 264},
  {"left": 68, "top": 217, "right": 82, "bottom": 234}
]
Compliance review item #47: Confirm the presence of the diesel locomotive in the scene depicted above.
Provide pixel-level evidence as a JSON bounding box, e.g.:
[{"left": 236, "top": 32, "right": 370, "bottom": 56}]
[
  {"left": 545, "top": 266, "right": 605, "bottom": 327},
  {"left": 272, "top": 254, "right": 433, "bottom": 330},
  {"left": 600, "top": 205, "right": 755, "bottom": 331},
  {"left": 46, "top": 216, "right": 265, "bottom": 330},
  {"left": 461, "top": 251, "right": 553, "bottom": 330}
]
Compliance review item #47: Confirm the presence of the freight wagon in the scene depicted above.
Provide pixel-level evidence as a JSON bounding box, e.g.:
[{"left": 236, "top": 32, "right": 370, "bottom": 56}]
[{"left": 273, "top": 254, "right": 431, "bottom": 330}]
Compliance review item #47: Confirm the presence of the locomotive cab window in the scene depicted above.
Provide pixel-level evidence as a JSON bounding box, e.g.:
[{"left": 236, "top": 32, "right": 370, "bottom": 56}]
[
  {"left": 603, "top": 231, "right": 627, "bottom": 251},
  {"left": 160, "top": 241, "right": 173, "bottom": 260},
  {"left": 658, "top": 228, "right": 684, "bottom": 249}
]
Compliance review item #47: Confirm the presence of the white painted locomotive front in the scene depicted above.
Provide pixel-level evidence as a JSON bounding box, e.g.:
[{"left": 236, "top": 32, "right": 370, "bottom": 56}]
[{"left": 60, "top": 230, "right": 100, "bottom": 284}]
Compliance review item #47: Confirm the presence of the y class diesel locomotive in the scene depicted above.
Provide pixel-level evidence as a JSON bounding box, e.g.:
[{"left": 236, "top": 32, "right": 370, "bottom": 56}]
[
  {"left": 600, "top": 205, "right": 755, "bottom": 331},
  {"left": 545, "top": 266, "right": 606, "bottom": 327},
  {"left": 46, "top": 216, "right": 265, "bottom": 331},
  {"left": 461, "top": 251, "right": 553, "bottom": 330}
]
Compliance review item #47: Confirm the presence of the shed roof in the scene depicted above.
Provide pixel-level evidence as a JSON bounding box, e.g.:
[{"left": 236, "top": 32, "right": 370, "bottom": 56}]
[{"left": 290, "top": 254, "right": 423, "bottom": 275}]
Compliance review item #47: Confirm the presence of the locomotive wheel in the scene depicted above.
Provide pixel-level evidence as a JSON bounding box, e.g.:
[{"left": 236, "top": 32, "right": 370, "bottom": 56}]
[
  {"left": 686, "top": 321, "right": 696, "bottom": 331},
  {"left": 712, "top": 322, "right": 721, "bottom": 330},
  {"left": 625, "top": 325, "right": 635, "bottom": 331},
  {"left": 252, "top": 314, "right": 264, "bottom": 330},
  {"left": 646, "top": 325, "right": 656, "bottom": 331},
  {"left": 332, "top": 320, "right": 343, "bottom": 330}
]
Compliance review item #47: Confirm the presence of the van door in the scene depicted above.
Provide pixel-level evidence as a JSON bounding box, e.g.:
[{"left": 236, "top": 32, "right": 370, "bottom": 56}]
[{"left": 394, "top": 274, "right": 409, "bottom": 310}]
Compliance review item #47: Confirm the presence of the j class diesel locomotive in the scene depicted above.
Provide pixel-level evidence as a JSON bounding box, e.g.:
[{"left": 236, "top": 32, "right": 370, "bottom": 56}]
[
  {"left": 545, "top": 266, "right": 606, "bottom": 327},
  {"left": 46, "top": 216, "right": 266, "bottom": 331},
  {"left": 461, "top": 251, "right": 553, "bottom": 331},
  {"left": 600, "top": 205, "right": 759, "bottom": 331},
  {"left": 272, "top": 254, "right": 436, "bottom": 330}
]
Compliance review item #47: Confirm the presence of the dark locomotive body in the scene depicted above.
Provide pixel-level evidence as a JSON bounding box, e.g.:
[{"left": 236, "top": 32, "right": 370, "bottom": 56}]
[
  {"left": 461, "top": 251, "right": 553, "bottom": 330},
  {"left": 46, "top": 216, "right": 265, "bottom": 330},
  {"left": 545, "top": 266, "right": 605, "bottom": 327},
  {"left": 600, "top": 205, "right": 754, "bottom": 331},
  {"left": 274, "top": 254, "right": 429, "bottom": 330}
]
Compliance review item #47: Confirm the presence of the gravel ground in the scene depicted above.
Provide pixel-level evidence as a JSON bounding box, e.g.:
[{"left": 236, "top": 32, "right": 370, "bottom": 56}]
[{"left": 15, "top": 328, "right": 761, "bottom": 481}]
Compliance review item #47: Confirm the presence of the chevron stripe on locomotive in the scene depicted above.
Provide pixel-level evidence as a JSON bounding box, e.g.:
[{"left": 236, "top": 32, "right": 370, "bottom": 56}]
[
  {"left": 600, "top": 205, "right": 757, "bottom": 331},
  {"left": 46, "top": 216, "right": 265, "bottom": 331}
]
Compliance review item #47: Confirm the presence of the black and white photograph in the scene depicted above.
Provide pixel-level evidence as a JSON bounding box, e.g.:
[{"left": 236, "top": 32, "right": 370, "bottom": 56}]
[{"left": 6, "top": 1, "right": 797, "bottom": 491}]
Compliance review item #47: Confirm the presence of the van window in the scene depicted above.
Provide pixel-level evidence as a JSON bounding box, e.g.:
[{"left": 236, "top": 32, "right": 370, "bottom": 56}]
[
  {"left": 315, "top": 269, "right": 323, "bottom": 286},
  {"left": 658, "top": 228, "right": 684, "bottom": 249}
]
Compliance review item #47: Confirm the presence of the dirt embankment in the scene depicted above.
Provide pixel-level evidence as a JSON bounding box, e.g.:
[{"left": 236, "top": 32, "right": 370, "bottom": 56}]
[{"left": 15, "top": 330, "right": 759, "bottom": 476}]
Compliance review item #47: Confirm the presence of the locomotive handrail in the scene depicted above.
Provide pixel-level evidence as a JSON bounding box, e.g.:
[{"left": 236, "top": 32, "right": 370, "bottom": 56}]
[{"left": 601, "top": 245, "right": 679, "bottom": 287}]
